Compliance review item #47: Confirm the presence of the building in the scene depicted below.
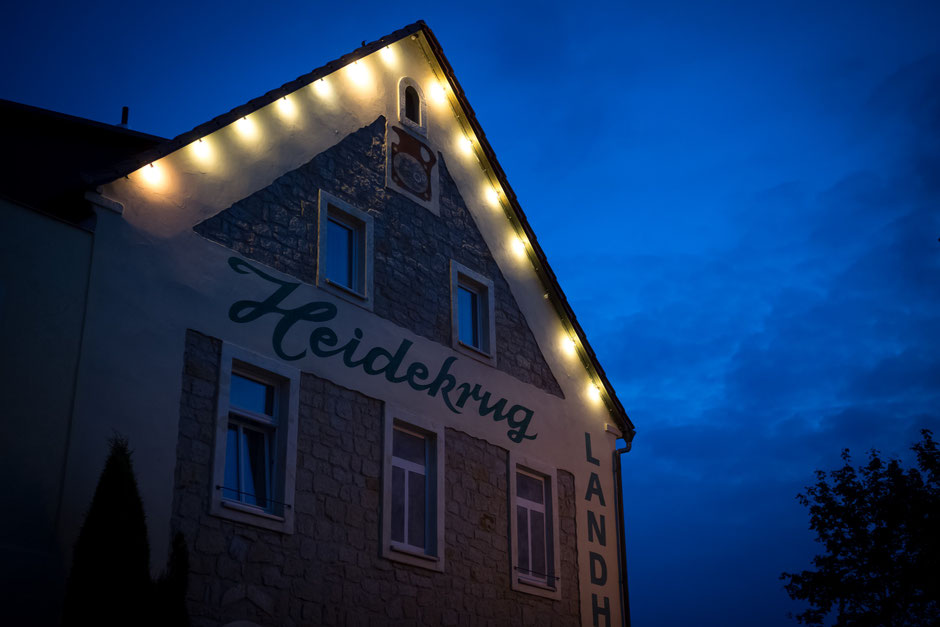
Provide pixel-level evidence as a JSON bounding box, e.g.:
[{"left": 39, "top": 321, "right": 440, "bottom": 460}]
[{"left": 1, "top": 21, "right": 635, "bottom": 626}]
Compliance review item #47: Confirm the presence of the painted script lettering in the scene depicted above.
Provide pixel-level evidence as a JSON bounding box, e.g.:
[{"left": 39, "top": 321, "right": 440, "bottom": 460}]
[{"left": 227, "top": 257, "right": 537, "bottom": 443}]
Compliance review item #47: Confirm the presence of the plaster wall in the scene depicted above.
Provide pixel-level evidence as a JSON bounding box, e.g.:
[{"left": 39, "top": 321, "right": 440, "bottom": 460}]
[
  {"left": 58, "top": 32, "right": 628, "bottom": 625},
  {"left": 0, "top": 200, "right": 92, "bottom": 623}
]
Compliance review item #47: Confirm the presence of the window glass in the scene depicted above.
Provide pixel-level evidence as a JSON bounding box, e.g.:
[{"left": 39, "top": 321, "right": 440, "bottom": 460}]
[
  {"left": 391, "top": 426, "right": 429, "bottom": 552},
  {"left": 230, "top": 373, "right": 274, "bottom": 415},
  {"left": 407, "top": 471, "right": 426, "bottom": 548},
  {"left": 531, "top": 510, "right": 546, "bottom": 576},
  {"left": 327, "top": 217, "right": 355, "bottom": 289},
  {"left": 242, "top": 428, "right": 268, "bottom": 508},
  {"left": 517, "top": 505, "right": 529, "bottom": 572},
  {"left": 404, "top": 86, "right": 419, "bottom": 123},
  {"left": 223, "top": 426, "right": 239, "bottom": 500},
  {"left": 517, "top": 472, "right": 544, "bottom": 504},
  {"left": 458, "top": 285, "right": 480, "bottom": 347},
  {"left": 391, "top": 466, "right": 405, "bottom": 543},
  {"left": 393, "top": 428, "right": 426, "bottom": 466}
]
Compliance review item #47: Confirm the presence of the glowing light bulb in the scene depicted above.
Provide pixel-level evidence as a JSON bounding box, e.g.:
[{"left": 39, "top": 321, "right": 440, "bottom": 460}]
[
  {"left": 236, "top": 116, "right": 256, "bottom": 139},
  {"left": 460, "top": 136, "right": 473, "bottom": 155},
  {"left": 587, "top": 383, "right": 602, "bottom": 402},
  {"left": 140, "top": 162, "right": 163, "bottom": 186},
  {"left": 192, "top": 138, "right": 211, "bottom": 161},
  {"left": 512, "top": 236, "right": 526, "bottom": 258},
  {"left": 347, "top": 61, "right": 369, "bottom": 86},
  {"left": 313, "top": 78, "right": 332, "bottom": 97},
  {"left": 379, "top": 46, "right": 396, "bottom": 65},
  {"left": 430, "top": 81, "right": 446, "bottom": 103},
  {"left": 562, "top": 337, "right": 577, "bottom": 356},
  {"left": 277, "top": 96, "right": 296, "bottom": 119},
  {"left": 486, "top": 187, "right": 500, "bottom": 207}
]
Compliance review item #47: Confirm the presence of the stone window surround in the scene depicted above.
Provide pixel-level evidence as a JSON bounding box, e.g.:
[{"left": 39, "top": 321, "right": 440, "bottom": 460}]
[
  {"left": 397, "top": 76, "right": 428, "bottom": 136},
  {"left": 316, "top": 189, "right": 375, "bottom": 310},
  {"left": 380, "top": 404, "right": 445, "bottom": 572},
  {"left": 210, "top": 342, "right": 300, "bottom": 534},
  {"left": 508, "top": 451, "right": 562, "bottom": 600},
  {"left": 450, "top": 259, "right": 497, "bottom": 367}
]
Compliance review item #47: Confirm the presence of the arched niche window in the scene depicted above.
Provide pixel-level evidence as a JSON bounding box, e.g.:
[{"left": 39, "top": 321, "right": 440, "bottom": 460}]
[
  {"left": 404, "top": 86, "right": 420, "bottom": 124},
  {"left": 398, "top": 77, "right": 427, "bottom": 135}
]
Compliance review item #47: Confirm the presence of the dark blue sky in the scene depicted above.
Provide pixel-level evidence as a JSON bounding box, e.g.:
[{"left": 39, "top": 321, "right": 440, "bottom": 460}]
[{"left": 4, "top": 2, "right": 939, "bottom": 625}]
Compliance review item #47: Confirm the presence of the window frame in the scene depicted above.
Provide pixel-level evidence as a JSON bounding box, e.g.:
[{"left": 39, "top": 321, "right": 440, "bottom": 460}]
[
  {"left": 316, "top": 189, "right": 374, "bottom": 310},
  {"left": 210, "top": 343, "right": 300, "bottom": 534},
  {"left": 508, "top": 452, "right": 562, "bottom": 599},
  {"left": 381, "top": 405, "right": 445, "bottom": 572},
  {"left": 450, "top": 260, "right": 497, "bottom": 366},
  {"left": 397, "top": 77, "right": 428, "bottom": 136}
]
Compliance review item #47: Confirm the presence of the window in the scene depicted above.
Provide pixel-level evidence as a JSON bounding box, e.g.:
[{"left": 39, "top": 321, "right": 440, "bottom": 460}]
[
  {"left": 223, "top": 373, "right": 276, "bottom": 509},
  {"left": 404, "top": 86, "right": 420, "bottom": 125},
  {"left": 210, "top": 344, "right": 300, "bottom": 533},
  {"left": 450, "top": 260, "right": 496, "bottom": 365},
  {"left": 317, "top": 190, "right": 373, "bottom": 309},
  {"left": 516, "top": 470, "right": 552, "bottom": 584},
  {"left": 390, "top": 426, "right": 429, "bottom": 551},
  {"left": 510, "top": 455, "right": 562, "bottom": 599},
  {"left": 381, "top": 406, "right": 445, "bottom": 571},
  {"left": 397, "top": 77, "right": 427, "bottom": 135}
]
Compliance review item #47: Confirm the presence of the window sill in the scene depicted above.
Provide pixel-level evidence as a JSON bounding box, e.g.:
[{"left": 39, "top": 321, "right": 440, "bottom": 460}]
[
  {"left": 511, "top": 569, "right": 562, "bottom": 599},
  {"left": 516, "top": 575, "right": 556, "bottom": 592},
  {"left": 221, "top": 499, "right": 286, "bottom": 522},
  {"left": 383, "top": 542, "right": 445, "bottom": 572},
  {"left": 390, "top": 543, "right": 439, "bottom": 563},
  {"left": 325, "top": 278, "right": 367, "bottom": 300},
  {"left": 320, "top": 277, "right": 373, "bottom": 311},
  {"left": 455, "top": 339, "right": 497, "bottom": 367}
]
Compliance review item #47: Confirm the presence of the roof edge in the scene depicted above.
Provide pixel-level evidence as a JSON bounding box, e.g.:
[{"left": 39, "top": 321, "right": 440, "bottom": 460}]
[
  {"left": 416, "top": 24, "right": 635, "bottom": 440},
  {"left": 87, "top": 21, "right": 427, "bottom": 186}
]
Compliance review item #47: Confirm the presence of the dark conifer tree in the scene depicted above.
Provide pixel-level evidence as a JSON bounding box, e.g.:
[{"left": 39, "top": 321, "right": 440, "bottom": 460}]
[
  {"left": 62, "top": 436, "right": 151, "bottom": 626},
  {"left": 154, "top": 531, "right": 190, "bottom": 627}
]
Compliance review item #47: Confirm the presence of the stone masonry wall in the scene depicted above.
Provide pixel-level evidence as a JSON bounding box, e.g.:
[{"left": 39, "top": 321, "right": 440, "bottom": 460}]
[
  {"left": 173, "top": 329, "right": 579, "bottom": 626},
  {"left": 194, "top": 116, "right": 563, "bottom": 398}
]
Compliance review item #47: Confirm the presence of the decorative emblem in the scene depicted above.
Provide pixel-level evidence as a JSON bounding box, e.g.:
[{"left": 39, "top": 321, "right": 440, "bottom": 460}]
[{"left": 390, "top": 125, "right": 436, "bottom": 201}]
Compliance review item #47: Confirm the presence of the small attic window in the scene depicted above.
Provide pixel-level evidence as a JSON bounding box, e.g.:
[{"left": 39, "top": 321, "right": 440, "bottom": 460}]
[
  {"left": 404, "top": 86, "right": 420, "bottom": 124},
  {"left": 398, "top": 77, "right": 427, "bottom": 135}
]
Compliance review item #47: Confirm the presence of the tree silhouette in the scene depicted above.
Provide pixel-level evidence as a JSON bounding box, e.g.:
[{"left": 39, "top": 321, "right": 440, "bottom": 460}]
[
  {"left": 62, "top": 436, "right": 151, "bottom": 626},
  {"left": 781, "top": 430, "right": 940, "bottom": 626},
  {"left": 62, "top": 437, "right": 190, "bottom": 626}
]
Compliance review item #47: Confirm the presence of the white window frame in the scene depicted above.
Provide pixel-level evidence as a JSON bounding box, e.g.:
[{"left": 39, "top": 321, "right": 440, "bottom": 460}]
[
  {"left": 397, "top": 77, "right": 428, "bottom": 136},
  {"left": 450, "top": 260, "right": 497, "bottom": 366},
  {"left": 316, "top": 189, "right": 374, "bottom": 310},
  {"left": 381, "top": 405, "right": 445, "bottom": 572},
  {"left": 210, "top": 343, "right": 300, "bottom": 534},
  {"left": 508, "top": 452, "right": 562, "bottom": 599}
]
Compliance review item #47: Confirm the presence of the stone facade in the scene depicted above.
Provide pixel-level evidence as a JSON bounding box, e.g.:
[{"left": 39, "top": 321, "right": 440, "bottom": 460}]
[
  {"left": 173, "top": 329, "right": 580, "bottom": 626},
  {"left": 194, "top": 116, "right": 563, "bottom": 398}
]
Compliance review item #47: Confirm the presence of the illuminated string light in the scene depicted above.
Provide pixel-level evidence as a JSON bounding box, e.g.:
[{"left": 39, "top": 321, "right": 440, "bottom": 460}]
[
  {"left": 140, "top": 162, "right": 163, "bottom": 186},
  {"left": 347, "top": 61, "right": 369, "bottom": 85},
  {"left": 587, "top": 383, "right": 602, "bottom": 402},
  {"left": 313, "top": 78, "right": 332, "bottom": 97},
  {"left": 486, "top": 187, "right": 500, "bottom": 207},
  {"left": 460, "top": 136, "right": 473, "bottom": 155},
  {"left": 429, "top": 81, "right": 446, "bottom": 103},
  {"left": 192, "top": 138, "right": 211, "bottom": 161},
  {"left": 379, "top": 45, "right": 396, "bottom": 65},
  {"left": 236, "top": 116, "right": 256, "bottom": 138},
  {"left": 562, "top": 337, "right": 577, "bottom": 356},
  {"left": 277, "top": 96, "right": 297, "bottom": 119},
  {"left": 512, "top": 236, "right": 527, "bottom": 258}
]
